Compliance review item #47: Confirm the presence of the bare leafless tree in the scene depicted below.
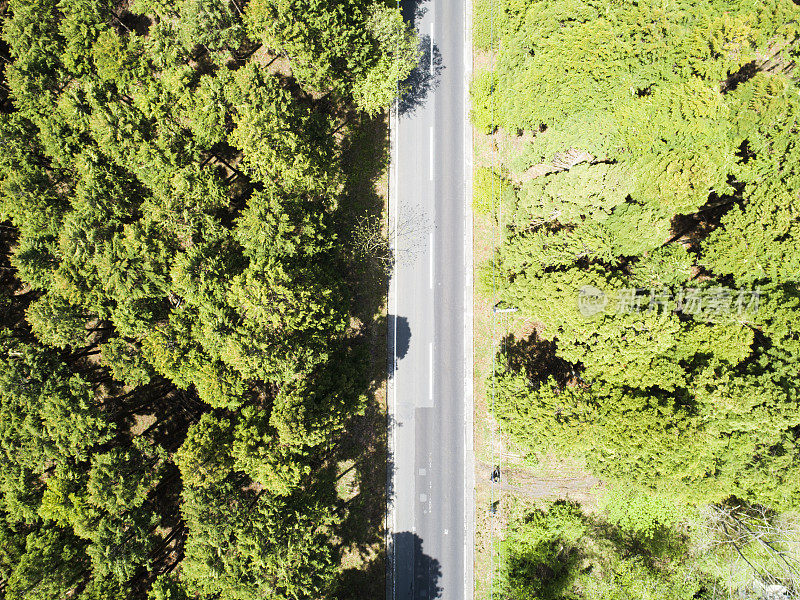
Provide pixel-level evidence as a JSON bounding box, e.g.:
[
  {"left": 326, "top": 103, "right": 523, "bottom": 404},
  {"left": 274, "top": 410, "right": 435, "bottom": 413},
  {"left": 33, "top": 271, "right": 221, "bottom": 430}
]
[
  {"left": 352, "top": 213, "right": 392, "bottom": 266},
  {"left": 694, "top": 503, "right": 800, "bottom": 599},
  {"left": 352, "top": 209, "right": 431, "bottom": 268}
]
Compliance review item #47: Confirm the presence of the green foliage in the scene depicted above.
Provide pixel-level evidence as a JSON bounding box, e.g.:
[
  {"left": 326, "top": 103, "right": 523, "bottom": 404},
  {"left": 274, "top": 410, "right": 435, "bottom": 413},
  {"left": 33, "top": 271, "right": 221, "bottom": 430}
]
[
  {"left": 180, "top": 479, "right": 337, "bottom": 599},
  {"left": 0, "top": 519, "right": 25, "bottom": 583},
  {"left": 517, "top": 163, "right": 633, "bottom": 225},
  {"left": 352, "top": 6, "right": 419, "bottom": 116},
  {"left": 175, "top": 413, "right": 235, "bottom": 489},
  {"left": 702, "top": 179, "right": 800, "bottom": 285},
  {"left": 472, "top": 0, "right": 529, "bottom": 51},
  {"left": 470, "top": 70, "right": 497, "bottom": 134},
  {"left": 629, "top": 245, "right": 695, "bottom": 288},
  {"left": 5, "top": 526, "right": 89, "bottom": 600},
  {"left": 177, "top": 0, "right": 246, "bottom": 53},
  {"left": 499, "top": 500, "right": 706, "bottom": 600},
  {"left": 244, "top": 0, "right": 417, "bottom": 112},
  {"left": 602, "top": 203, "right": 672, "bottom": 256},
  {"left": 100, "top": 337, "right": 156, "bottom": 387},
  {"left": 0, "top": 333, "right": 113, "bottom": 521},
  {"left": 473, "top": 0, "right": 800, "bottom": 221},
  {"left": 26, "top": 293, "right": 90, "bottom": 349},
  {"left": 86, "top": 440, "right": 167, "bottom": 516},
  {"left": 227, "top": 63, "right": 338, "bottom": 191},
  {"left": 481, "top": 0, "right": 800, "bottom": 515},
  {"left": 77, "top": 574, "right": 128, "bottom": 600},
  {"left": 495, "top": 358, "right": 800, "bottom": 509},
  {"left": 231, "top": 406, "right": 310, "bottom": 496},
  {"left": 58, "top": 0, "right": 113, "bottom": 77},
  {"left": 501, "top": 501, "right": 586, "bottom": 599},
  {"left": 34, "top": 440, "right": 166, "bottom": 584},
  {"left": 148, "top": 574, "right": 190, "bottom": 600},
  {"left": 0, "top": 0, "right": 398, "bottom": 594},
  {"left": 603, "top": 485, "right": 682, "bottom": 540},
  {"left": 181, "top": 73, "right": 230, "bottom": 147},
  {"left": 473, "top": 167, "right": 516, "bottom": 216}
]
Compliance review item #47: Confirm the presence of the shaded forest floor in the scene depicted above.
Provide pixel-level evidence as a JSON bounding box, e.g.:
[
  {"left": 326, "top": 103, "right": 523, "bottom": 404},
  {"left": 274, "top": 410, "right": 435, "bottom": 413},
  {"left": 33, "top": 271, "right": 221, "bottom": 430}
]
[{"left": 328, "top": 113, "right": 391, "bottom": 600}]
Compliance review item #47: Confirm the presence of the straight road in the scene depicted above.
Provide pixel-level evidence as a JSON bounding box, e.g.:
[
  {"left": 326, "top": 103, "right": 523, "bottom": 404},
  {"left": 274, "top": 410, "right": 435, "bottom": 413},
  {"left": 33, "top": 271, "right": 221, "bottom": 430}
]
[{"left": 388, "top": 0, "right": 473, "bottom": 598}]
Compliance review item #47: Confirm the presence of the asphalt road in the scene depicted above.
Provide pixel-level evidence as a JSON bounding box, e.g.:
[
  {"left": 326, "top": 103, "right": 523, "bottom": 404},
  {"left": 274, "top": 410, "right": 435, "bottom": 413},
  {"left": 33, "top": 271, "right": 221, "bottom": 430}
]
[{"left": 388, "top": 0, "right": 473, "bottom": 598}]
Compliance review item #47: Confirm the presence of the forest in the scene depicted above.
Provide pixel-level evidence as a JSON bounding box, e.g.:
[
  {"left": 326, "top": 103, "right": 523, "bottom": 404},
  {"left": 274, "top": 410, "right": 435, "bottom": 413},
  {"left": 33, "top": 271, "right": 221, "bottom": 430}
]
[
  {"left": 0, "top": 0, "right": 416, "bottom": 598},
  {"left": 473, "top": 0, "right": 800, "bottom": 597}
]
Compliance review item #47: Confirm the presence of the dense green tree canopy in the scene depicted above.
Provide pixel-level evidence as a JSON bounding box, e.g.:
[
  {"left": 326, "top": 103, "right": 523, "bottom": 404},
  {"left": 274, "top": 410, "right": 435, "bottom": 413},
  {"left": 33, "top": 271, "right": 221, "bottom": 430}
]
[
  {"left": 244, "top": 0, "right": 417, "bottom": 113},
  {"left": 477, "top": 0, "right": 800, "bottom": 512},
  {"left": 0, "top": 0, "right": 415, "bottom": 596}
]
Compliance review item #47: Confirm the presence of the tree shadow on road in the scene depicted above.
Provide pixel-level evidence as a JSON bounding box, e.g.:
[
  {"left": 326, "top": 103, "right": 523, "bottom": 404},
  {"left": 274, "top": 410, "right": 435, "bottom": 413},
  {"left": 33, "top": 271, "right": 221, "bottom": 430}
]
[
  {"left": 402, "top": 0, "right": 430, "bottom": 23},
  {"left": 332, "top": 531, "right": 443, "bottom": 599},
  {"left": 398, "top": 0, "right": 443, "bottom": 116},
  {"left": 389, "top": 531, "right": 443, "bottom": 599},
  {"left": 388, "top": 315, "right": 411, "bottom": 379},
  {"left": 399, "top": 35, "right": 444, "bottom": 116}
]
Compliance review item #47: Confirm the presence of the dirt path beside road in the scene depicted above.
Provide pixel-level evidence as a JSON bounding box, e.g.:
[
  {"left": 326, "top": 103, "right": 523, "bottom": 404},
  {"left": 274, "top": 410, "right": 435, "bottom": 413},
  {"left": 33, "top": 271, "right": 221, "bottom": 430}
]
[{"left": 475, "top": 459, "right": 603, "bottom": 504}]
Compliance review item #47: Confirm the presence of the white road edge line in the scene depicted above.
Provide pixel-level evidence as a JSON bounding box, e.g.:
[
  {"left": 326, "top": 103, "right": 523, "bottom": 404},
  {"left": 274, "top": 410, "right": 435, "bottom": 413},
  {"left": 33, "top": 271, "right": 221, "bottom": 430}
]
[
  {"left": 430, "top": 230, "right": 434, "bottom": 289},
  {"left": 429, "top": 126, "right": 434, "bottom": 181},
  {"left": 430, "top": 21, "right": 434, "bottom": 75},
  {"left": 463, "top": 0, "right": 475, "bottom": 595},
  {"left": 429, "top": 342, "right": 434, "bottom": 402}
]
